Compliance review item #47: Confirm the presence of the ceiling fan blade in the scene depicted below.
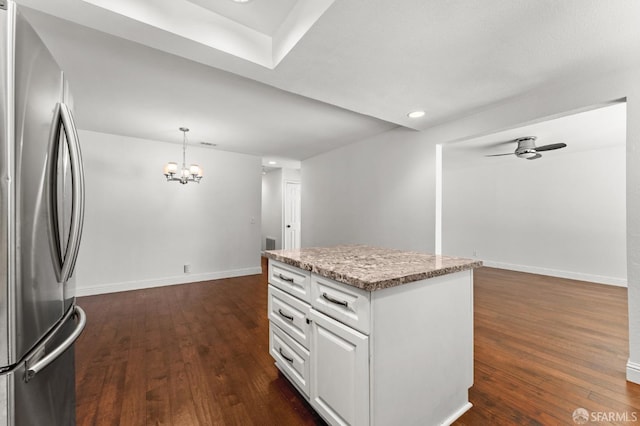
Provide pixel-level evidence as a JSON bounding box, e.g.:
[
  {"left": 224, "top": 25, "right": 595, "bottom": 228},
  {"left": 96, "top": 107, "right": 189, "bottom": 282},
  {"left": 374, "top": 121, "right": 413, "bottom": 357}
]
[
  {"left": 526, "top": 153, "right": 542, "bottom": 160},
  {"left": 534, "top": 143, "right": 567, "bottom": 152},
  {"left": 485, "top": 152, "right": 515, "bottom": 157}
]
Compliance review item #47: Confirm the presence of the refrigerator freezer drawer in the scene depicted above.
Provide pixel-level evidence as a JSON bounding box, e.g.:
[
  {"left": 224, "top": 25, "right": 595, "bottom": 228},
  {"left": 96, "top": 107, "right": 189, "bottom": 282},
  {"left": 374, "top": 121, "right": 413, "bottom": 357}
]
[{"left": 0, "top": 305, "right": 85, "bottom": 426}]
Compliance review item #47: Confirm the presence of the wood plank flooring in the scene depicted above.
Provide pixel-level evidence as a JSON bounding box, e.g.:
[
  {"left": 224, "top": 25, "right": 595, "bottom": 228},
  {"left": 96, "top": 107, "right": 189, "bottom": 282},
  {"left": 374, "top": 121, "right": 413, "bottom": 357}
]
[
  {"left": 75, "top": 261, "right": 640, "bottom": 425},
  {"left": 457, "top": 268, "right": 639, "bottom": 426}
]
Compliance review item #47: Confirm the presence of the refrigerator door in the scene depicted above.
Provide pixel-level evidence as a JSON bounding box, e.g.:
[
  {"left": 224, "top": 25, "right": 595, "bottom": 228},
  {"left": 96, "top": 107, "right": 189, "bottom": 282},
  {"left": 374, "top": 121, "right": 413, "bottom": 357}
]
[
  {"left": 0, "top": 305, "right": 86, "bottom": 426},
  {"left": 0, "top": 2, "right": 12, "bottom": 369},
  {"left": 10, "top": 6, "right": 66, "bottom": 364}
]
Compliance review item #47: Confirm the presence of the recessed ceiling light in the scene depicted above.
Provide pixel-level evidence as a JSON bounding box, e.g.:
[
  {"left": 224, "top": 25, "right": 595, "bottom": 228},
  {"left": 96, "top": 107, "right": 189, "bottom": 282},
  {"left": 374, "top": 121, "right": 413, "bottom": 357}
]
[
  {"left": 407, "top": 110, "right": 425, "bottom": 119},
  {"left": 268, "top": 161, "right": 277, "bottom": 165},
  {"left": 231, "top": 0, "right": 253, "bottom": 3}
]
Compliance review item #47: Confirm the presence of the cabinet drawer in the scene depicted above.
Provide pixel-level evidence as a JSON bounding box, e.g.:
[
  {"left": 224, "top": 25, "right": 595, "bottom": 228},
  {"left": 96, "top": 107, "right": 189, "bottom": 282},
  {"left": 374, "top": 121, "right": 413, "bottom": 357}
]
[
  {"left": 269, "top": 260, "right": 311, "bottom": 303},
  {"left": 311, "top": 274, "right": 371, "bottom": 335},
  {"left": 269, "top": 323, "right": 310, "bottom": 398},
  {"left": 268, "top": 285, "right": 311, "bottom": 349}
]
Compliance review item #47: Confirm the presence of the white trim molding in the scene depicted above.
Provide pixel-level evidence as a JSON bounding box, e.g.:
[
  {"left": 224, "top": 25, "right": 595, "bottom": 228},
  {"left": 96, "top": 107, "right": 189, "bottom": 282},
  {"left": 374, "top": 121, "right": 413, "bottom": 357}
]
[
  {"left": 434, "top": 144, "right": 442, "bottom": 255},
  {"left": 483, "top": 260, "right": 627, "bottom": 287},
  {"left": 75, "top": 266, "right": 262, "bottom": 296},
  {"left": 627, "top": 360, "right": 640, "bottom": 385},
  {"left": 440, "top": 402, "right": 472, "bottom": 426}
]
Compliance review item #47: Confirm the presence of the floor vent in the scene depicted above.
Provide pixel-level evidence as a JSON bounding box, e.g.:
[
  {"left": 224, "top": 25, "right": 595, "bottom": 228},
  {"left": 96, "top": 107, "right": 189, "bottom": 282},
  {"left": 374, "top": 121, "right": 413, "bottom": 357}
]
[{"left": 266, "top": 237, "right": 276, "bottom": 251}]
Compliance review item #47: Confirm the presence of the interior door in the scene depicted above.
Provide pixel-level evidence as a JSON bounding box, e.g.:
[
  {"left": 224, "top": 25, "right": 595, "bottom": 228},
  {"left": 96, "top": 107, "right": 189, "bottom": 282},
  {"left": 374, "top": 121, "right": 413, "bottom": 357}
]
[{"left": 284, "top": 181, "right": 301, "bottom": 250}]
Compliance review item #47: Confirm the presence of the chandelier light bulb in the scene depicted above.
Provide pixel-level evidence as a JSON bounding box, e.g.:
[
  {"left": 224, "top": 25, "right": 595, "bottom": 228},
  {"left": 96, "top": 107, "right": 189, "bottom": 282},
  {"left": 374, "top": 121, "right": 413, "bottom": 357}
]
[
  {"left": 164, "top": 162, "right": 178, "bottom": 175},
  {"left": 189, "top": 164, "right": 202, "bottom": 176}
]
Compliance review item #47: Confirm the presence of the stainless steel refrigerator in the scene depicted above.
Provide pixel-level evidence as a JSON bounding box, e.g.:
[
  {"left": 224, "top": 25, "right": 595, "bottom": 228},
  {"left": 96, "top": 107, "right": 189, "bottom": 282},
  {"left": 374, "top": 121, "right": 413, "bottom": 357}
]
[{"left": 0, "top": 1, "right": 87, "bottom": 425}]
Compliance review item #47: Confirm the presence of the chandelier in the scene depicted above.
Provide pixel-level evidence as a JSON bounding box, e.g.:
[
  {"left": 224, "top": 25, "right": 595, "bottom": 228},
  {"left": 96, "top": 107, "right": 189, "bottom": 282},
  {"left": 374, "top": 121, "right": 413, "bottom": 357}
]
[{"left": 163, "top": 127, "right": 203, "bottom": 184}]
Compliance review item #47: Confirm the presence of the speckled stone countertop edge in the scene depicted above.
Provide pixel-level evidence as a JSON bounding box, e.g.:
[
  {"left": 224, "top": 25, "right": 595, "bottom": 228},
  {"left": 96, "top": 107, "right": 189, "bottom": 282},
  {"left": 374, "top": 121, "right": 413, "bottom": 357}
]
[{"left": 264, "top": 248, "right": 483, "bottom": 291}]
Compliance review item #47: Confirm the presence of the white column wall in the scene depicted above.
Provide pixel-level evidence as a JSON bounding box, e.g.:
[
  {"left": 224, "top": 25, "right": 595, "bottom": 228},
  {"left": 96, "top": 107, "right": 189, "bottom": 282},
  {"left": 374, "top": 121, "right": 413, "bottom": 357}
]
[
  {"left": 302, "top": 127, "right": 436, "bottom": 253},
  {"left": 626, "top": 86, "right": 640, "bottom": 383}
]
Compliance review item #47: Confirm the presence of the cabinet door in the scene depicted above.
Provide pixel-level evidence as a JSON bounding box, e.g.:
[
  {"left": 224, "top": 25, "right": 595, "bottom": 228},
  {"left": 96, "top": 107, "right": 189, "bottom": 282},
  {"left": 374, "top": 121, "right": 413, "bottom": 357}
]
[{"left": 310, "top": 309, "right": 369, "bottom": 426}]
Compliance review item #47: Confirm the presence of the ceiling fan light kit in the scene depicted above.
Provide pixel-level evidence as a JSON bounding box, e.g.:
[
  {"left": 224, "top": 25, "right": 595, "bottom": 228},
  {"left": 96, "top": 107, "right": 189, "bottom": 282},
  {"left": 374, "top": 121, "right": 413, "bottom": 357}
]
[{"left": 486, "top": 136, "right": 567, "bottom": 160}]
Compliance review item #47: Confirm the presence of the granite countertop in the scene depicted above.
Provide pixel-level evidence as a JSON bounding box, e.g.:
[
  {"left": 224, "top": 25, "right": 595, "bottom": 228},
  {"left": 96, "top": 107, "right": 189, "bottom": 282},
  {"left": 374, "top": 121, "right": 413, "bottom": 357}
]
[{"left": 264, "top": 245, "right": 482, "bottom": 291}]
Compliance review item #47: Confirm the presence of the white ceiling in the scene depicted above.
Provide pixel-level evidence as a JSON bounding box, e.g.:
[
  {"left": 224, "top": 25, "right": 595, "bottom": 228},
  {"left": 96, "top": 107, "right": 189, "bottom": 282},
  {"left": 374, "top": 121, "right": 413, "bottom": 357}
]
[
  {"left": 20, "top": 7, "right": 394, "bottom": 160},
  {"left": 185, "top": 0, "right": 298, "bottom": 35},
  {"left": 64, "top": 0, "right": 336, "bottom": 68},
  {"left": 16, "top": 0, "right": 640, "bottom": 161},
  {"left": 444, "top": 102, "right": 627, "bottom": 167}
]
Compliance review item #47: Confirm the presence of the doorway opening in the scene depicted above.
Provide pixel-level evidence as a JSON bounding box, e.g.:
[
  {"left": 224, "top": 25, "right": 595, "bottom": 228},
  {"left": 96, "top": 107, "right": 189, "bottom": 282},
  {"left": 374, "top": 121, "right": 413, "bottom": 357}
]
[
  {"left": 261, "top": 165, "right": 301, "bottom": 252},
  {"left": 440, "top": 101, "right": 627, "bottom": 286}
]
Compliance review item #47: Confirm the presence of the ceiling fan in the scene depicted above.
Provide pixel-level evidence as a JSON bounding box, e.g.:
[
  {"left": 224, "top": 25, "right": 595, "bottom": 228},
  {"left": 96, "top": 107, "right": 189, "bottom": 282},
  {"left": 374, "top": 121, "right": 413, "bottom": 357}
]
[{"left": 486, "top": 136, "right": 567, "bottom": 160}]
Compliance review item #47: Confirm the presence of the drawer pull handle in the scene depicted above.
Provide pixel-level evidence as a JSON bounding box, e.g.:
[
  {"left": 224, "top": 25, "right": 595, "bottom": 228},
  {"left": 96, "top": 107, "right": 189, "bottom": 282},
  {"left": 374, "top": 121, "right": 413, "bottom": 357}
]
[
  {"left": 322, "top": 292, "right": 349, "bottom": 308},
  {"left": 278, "top": 309, "right": 294, "bottom": 321},
  {"left": 278, "top": 273, "right": 294, "bottom": 283},
  {"left": 279, "top": 347, "right": 294, "bottom": 364}
]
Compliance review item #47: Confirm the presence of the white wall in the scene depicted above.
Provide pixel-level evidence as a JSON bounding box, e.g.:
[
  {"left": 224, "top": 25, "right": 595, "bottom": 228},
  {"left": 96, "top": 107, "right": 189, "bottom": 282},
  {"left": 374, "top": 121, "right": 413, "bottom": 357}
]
[
  {"left": 627, "top": 83, "right": 640, "bottom": 384},
  {"left": 443, "top": 144, "right": 626, "bottom": 285},
  {"left": 261, "top": 169, "right": 283, "bottom": 250},
  {"left": 282, "top": 168, "right": 301, "bottom": 182},
  {"left": 300, "top": 65, "right": 640, "bottom": 383},
  {"left": 75, "top": 130, "right": 262, "bottom": 296},
  {"left": 302, "top": 127, "right": 436, "bottom": 252},
  {"left": 416, "top": 66, "right": 640, "bottom": 384}
]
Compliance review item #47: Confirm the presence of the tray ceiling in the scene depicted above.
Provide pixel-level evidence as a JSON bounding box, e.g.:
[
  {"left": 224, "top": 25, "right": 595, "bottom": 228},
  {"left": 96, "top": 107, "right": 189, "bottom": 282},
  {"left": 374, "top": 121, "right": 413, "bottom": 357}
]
[{"left": 76, "top": 0, "right": 335, "bottom": 68}]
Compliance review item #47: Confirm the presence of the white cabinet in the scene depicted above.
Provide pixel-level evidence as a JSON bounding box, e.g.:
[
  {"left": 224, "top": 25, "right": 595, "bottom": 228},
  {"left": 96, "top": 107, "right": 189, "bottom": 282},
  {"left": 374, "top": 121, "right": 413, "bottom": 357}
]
[
  {"left": 267, "top": 258, "right": 474, "bottom": 426},
  {"left": 310, "top": 274, "right": 370, "bottom": 334},
  {"left": 268, "top": 285, "right": 311, "bottom": 349},
  {"left": 268, "top": 260, "right": 311, "bottom": 302},
  {"left": 309, "top": 309, "right": 369, "bottom": 426},
  {"left": 269, "top": 323, "right": 310, "bottom": 397}
]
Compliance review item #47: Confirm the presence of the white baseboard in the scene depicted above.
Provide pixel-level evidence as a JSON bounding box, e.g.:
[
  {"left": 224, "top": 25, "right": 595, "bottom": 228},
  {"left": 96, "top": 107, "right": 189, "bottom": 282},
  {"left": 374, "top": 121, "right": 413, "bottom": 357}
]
[
  {"left": 75, "top": 266, "right": 263, "bottom": 297},
  {"left": 627, "top": 360, "right": 640, "bottom": 385},
  {"left": 440, "top": 402, "right": 472, "bottom": 426},
  {"left": 482, "top": 260, "right": 627, "bottom": 287}
]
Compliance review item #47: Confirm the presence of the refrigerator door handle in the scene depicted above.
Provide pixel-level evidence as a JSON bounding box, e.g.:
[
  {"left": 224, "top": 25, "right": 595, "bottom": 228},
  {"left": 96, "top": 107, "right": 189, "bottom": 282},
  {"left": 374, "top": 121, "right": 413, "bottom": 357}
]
[
  {"left": 24, "top": 305, "right": 86, "bottom": 382},
  {"left": 58, "top": 102, "right": 85, "bottom": 282},
  {"left": 47, "top": 102, "right": 85, "bottom": 283}
]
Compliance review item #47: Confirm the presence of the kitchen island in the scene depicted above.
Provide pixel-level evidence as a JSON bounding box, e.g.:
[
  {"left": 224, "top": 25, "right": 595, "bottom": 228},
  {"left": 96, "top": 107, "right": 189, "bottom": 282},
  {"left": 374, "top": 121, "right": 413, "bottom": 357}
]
[{"left": 264, "top": 245, "right": 482, "bottom": 426}]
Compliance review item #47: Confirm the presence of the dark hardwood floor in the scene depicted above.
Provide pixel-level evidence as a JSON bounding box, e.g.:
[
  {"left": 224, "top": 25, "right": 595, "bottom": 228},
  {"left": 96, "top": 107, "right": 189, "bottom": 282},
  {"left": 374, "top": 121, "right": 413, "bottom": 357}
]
[
  {"left": 75, "top": 260, "right": 640, "bottom": 425},
  {"left": 456, "top": 268, "right": 639, "bottom": 426}
]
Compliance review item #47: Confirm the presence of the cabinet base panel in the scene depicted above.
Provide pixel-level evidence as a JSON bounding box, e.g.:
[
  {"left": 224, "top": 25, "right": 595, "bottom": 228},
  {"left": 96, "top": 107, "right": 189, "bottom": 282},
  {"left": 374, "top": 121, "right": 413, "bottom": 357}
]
[{"left": 275, "top": 359, "right": 472, "bottom": 426}]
